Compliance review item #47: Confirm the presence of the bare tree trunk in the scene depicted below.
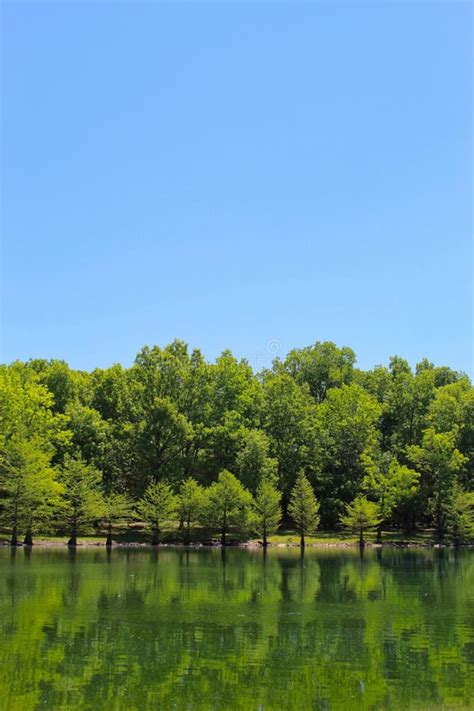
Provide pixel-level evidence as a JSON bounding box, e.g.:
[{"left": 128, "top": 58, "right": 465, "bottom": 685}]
[
  {"left": 23, "top": 530, "right": 33, "bottom": 546},
  {"left": 68, "top": 531, "right": 78, "bottom": 547}
]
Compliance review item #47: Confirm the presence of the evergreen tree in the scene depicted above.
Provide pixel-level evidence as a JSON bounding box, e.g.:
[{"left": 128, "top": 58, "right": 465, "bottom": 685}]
[
  {"left": 177, "top": 478, "right": 204, "bottom": 544},
  {"left": 60, "top": 456, "right": 105, "bottom": 546},
  {"left": 288, "top": 471, "right": 320, "bottom": 547},
  {"left": 137, "top": 481, "right": 177, "bottom": 545},
  {"left": 0, "top": 439, "right": 63, "bottom": 545},
  {"left": 253, "top": 476, "right": 282, "bottom": 546},
  {"left": 340, "top": 496, "right": 381, "bottom": 547},
  {"left": 445, "top": 484, "right": 474, "bottom": 545},
  {"left": 100, "top": 492, "right": 134, "bottom": 547},
  {"left": 202, "top": 470, "right": 253, "bottom": 545}
]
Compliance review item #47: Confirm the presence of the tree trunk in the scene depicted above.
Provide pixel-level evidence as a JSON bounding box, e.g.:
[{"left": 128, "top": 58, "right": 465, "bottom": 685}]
[
  {"left": 221, "top": 511, "right": 227, "bottom": 546},
  {"left": 23, "top": 530, "right": 33, "bottom": 546},
  {"left": 68, "top": 532, "right": 77, "bottom": 547},
  {"left": 359, "top": 528, "right": 365, "bottom": 548},
  {"left": 436, "top": 496, "right": 445, "bottom": 542},
  {"left": 376, "top": 523, "right": 382, "bottom": 542},
  {"left": 10, "top": 528, "right": 18, "bottom": 546},
  {"left": 262, "top": 524, "right": 268, "bottom": 548},
  {"left": 437, "top": 512, "right": 444, "bottom": 543},
  {"left": 300, "top": 531, "right": 305, "bottom": 548},
  {"left": 152, "top": 527, "right": 160, "bottom": 546},
  {"left": 184, "top": 516, "right": 191, "bottom": 546},
  {"left": 452, "top": 520, "right": 460, "bottom": 547},
  {"left": 106, "top": 523, "right": 113, "bottom": 548}
]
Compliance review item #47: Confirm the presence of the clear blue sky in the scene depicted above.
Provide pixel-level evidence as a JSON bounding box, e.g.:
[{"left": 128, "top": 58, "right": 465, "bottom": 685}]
[{"left": 2, "top": 1, "right": 472, "bottom": 375}]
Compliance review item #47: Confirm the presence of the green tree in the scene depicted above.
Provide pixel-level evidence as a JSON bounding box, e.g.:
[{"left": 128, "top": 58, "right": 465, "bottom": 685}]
[
  {"left": 132, "top": 396, "right": 193, "bottom": 492},
  {"left": 0, "top": 365, "right": 69, "bottom": 545},
  {"left": 60, "top": 457, "right": 105, "bottom": 546},
  {"left": 362, "top": 451, "right": 419, "bottom": 539},
  {"left": 407, "top": 428, "right": 466, "bottom": 541},
  {"left": 208, "top": 350, "right": 262, "bottom": 427},
  {"left": 137, "top": 481, "right": 177, "bottom": 545},
  {"left": 235, "top": 429, "right": 278, "bottom": 493},
  {"left": 428, "top": 381, "right": 474, "bottom": 489},
  {"left": 288, "top": 471, "right": 320, "bottom": 547},
  {"left": 445, "top": 485, "right": 474, "bottom": 545},
  {"left": 0, "top": 364, "right": 71, "bottom": 457},
  {"left": 100, "top": 492, "right": 134, "bottom": 547},
  {"left": 253, "top": 476, "right": 282, "bottom": 546},
  {"left": 27, "top": 358, "right": 86, "bottom": 414},
  {"left": 65, "top": 403, "right": 111, "bottom": 471},
  {"left": 314, "top": 384, "right": 381, "bottom": 526},
  {"left": 262, "top": 373, "right": 317, "bottom": 503},
  {"left": 177, "top": 478, "right": 204, "bottom": 544},
  {"left": 202, "top": 470, "right": 253, "bottom": 545},
  {"left": 277, "top": 341, "right": 356, "bottom": 403},
  {"left": 0, "top": 439, "right": 63, "bottom": 545},
  {"left": 381, "top": 358, "right": 436, "bottom": 455},
  {"left": 340, "top": 496, "right": 381, "bottom": 547}
]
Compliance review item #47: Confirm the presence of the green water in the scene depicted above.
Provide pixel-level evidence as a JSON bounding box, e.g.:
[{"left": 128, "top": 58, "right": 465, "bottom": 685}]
[{"left": 0, "top": 547, "right": 473, "bottom": 711}]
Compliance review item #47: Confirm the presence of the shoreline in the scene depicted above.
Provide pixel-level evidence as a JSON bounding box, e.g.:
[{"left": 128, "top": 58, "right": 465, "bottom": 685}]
[{"left": 1, "top": 539, "right": 473, "bottom": 550}]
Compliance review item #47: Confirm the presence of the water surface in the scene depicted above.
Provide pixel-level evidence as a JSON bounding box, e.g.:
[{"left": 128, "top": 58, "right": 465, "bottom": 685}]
[{"left": 0, "top": 546, "right": 473, "bottom": 710}]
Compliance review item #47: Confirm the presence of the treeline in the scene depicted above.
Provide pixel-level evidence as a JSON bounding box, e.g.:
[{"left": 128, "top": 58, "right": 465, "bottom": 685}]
[{"left": 1, "top": 340, "right": 473, "bottom": 546}]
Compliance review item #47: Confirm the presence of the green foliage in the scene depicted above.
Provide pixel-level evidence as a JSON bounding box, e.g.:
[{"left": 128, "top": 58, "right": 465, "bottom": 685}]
[
  {"left": 0, "top": 439, "right": 63, "bottom": 544},
  {"left": 137, "top": 481, "right": 177, "bottom": 545},
  {"left": 202, "top": 470, "right": 253, "bottom": 544},
  {"left": 235, "top": 429, "right": 277, "bottom": 493},
  {"left": 288, "top": 471, "right": 320, "bottom": 546},
  {"left": 177, "top": 478, "right": 205, "bottom": 544},
  {"left": 59, "top": 456, "right": 105, "bottom": 544},
  {"left": 0, "top": 341, "right": 472, "bottom": 544},
  {"left": 445, "top": 484, "right": 474, "bottom": 544},
  {"left": 277, "top": 341, "right": 356, "bottom": 402},
  {"left": 362, "top": 451, "right": 419, "bottom": 532},
  {"left": 100, "top": 492, "right": 134, "bottom": 543},
  {"left": 253, "top": 476, "right": 282, "bottom": 545},
  {"left": 314, "top": 384, "right": 381, "bottom": 526},
  {"left": 262, "top": 373, "right": 317, "bottom": 501},
  {"left": 340, "top": 496, "right": 381, "bottom": 546},
  {"left": 407, "top": 428, "right": 466, "bottom": 540}
]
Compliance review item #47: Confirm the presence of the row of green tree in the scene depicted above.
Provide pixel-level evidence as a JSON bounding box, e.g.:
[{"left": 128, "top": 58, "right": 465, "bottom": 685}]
[{"left": 1, "top": 340, "right": 473, "bottom": 544}]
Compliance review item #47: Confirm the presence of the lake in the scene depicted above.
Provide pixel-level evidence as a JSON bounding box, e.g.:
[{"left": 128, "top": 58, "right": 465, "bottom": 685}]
[{"left": 0, "top": 546, "right": 473, "bottom": 710}]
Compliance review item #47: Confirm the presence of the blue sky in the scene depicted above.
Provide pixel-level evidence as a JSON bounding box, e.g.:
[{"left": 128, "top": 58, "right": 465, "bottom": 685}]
[{"left": 2, "top": 1, "right": 472, "bottom": 375}]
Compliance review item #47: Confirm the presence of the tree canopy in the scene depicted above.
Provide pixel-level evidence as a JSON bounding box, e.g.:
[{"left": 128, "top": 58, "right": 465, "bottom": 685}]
[{"left": 1, "top": 341, "right": 473, "bottom": 545}]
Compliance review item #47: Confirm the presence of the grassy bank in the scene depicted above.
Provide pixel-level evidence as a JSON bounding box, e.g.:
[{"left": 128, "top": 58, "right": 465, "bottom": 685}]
[{"left": 0, "top": 526, "right": 441, "bottom": 547}]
